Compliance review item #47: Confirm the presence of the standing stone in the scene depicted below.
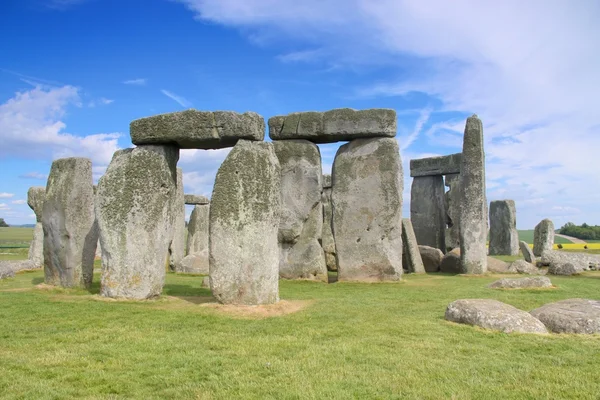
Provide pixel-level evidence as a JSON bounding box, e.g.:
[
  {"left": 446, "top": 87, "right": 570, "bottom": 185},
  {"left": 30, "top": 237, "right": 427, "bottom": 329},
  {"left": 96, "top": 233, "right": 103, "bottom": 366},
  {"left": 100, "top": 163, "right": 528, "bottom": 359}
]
[
  {"left": 169, "top": 168, "right": 186, "bottom": 271},
  {"left": 27, "top": 187, "right": 46, "bottom": 268},
  {"left": 444, "top": 174, "right": 461, "bottom": 251},
  {"left": 533, "top": 219, "right": 554, "bottom": 257},
  {"left": 332, "top": 137, "right": 403, "bottom": 282},
  {"left": 209, "top": 140, "right": 281, "bottom": 305},
  {"left": 42, "top": 158, "right": 97, "bottom": 288},
  {"left": 402, "top": 219, "right": 425, "bottom": 273},
  {"left": 180, "top": 203, "right": 210, "bottom": 274},
  {"left": 96, "top": 146, "right": 179, "bottom": 299},
  {"left": 411, "top": 176, "right": 445, "bottom": 251},
  {"left": 520, "top": 240, "right": 535, "bottom": 263},
  {"left": 488, "top": 200, "right": 519, "bottom": 256},
  {"left": 273, "top": 140, "right": 327, "bottom": 281},
  {"left": 321, "top": 175, "right": 337, "bottom": 271},
  {"left": 459, "top": 115, "right": 487, "bottom": 274}
]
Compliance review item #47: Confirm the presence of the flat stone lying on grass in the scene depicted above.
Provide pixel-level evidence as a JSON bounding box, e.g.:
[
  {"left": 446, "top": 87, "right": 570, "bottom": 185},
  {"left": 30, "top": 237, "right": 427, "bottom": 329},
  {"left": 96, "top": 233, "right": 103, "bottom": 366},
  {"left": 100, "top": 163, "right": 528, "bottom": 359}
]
[
  {"left": 0, "top": 260, "right": 38, "bottom": 277},
  {"left": 419, "top": 245, "right": 443, "bottom": 272},
  {"left": 530, "top": 299, "right": 600, "bottom": 334},
  {"left": 184, "top": 194, "right": 210, "bottom": 205},
  {"left": 131, "top": 109, "right": 265, "bottom": 149},
  {"left": 445, "top": 299, "right": 548, "bottom": 334},
  {"left": 268, "top": 108, "right": 396, "bottom": 143},
  {"left": 0, "top": 267, "right": 15, "bottom": 279},
  {"left": 508, "top": 259, "right": 545, "bottom": 275},
  {"left": 486, "top": 257, "right": 510, "bottom": 274},
  {"left": 548, "top": 263, "right": 579, "bottom": 276},
  {"left": 541, "top": 250, "right": 600, "bottom": 271},
  {"left": 488, "top": 277, "right": 553, "bottom": 289},
  {"left": 519, "top": 241, "right": 535, "bottom": 263},
  {"left": 440, "top": 252, "right": 461, "bottom": 274}
]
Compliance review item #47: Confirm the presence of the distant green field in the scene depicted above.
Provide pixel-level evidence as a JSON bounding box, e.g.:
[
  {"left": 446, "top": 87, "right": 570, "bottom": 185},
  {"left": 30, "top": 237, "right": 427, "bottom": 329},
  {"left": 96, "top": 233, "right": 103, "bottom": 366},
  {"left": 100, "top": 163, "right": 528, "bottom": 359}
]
[
  {"left": 0, "top": 227, "right": 33, "bottom": 248},
  {"left": 517, "top": 230, "right": 571, "bottom": 244}
]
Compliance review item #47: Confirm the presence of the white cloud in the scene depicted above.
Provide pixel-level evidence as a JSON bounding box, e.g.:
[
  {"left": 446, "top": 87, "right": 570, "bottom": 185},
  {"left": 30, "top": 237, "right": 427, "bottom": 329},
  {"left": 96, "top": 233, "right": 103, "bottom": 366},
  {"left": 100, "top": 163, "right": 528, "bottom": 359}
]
[
  {"left": 179, "top": 148, "right": 231, "bottom": 196},
  {"left": 277, "top": 49, "right": 324, "bottom": 63},
  {"left": 0, "top": 203, "right": 10, "bottom": 210},
  {"left": 11, "top": 200, "right": 26, "bottom": 205},
  {"left": 123, "top": 78, "right": 147, "bottom": 85},
  {"left": 0, "top": 85, "right": 121, "bottom": 167},
  {"left": 161, "top": 90, "right": 192, "bottom": 108},
  {"left": 0, "top": 193, "right": 14, "bottom": 198},
  {"left": 19, "top": 172, "right": 48, "bottom": 180},
  {"left": 177, "top": 0, "right": 600, "bottom": 228}
]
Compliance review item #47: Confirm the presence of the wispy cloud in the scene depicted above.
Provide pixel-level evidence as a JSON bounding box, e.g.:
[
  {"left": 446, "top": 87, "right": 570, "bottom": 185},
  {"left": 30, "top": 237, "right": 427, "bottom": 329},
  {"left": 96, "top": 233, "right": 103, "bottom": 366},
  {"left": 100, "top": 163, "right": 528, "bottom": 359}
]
[
  {"left": 399, "top": 108, "right": 431, "bottom": 151},
  {"left": 123, "top": 78, "right": 147, "bottom": 86},
  {"left": 0, "top": 68, "right": 64, "bottom": 88},
  {"left": 88, "top": 97, "right": 114, "bottom": 107},
  {"left": 161, "top": 89, "right": 192, "bottom": 107},
  {"left": 0, "top": 203, "right": 10, "bottom": 211},
  {"left": 0, "top": 193, "right": 14, "bottom": 199},
  {"left": 277, "top": 49, "right": 324, "bottom": 63},
  {"left": 19, "top": 172, "right": 48, "bottom": 180}
]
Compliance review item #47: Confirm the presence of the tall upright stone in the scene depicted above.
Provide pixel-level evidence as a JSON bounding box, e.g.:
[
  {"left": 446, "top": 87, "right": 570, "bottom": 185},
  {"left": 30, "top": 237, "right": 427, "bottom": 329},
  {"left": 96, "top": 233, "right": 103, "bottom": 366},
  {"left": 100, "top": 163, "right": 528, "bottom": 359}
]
[
  {"left": 444, "top": 174, "right": 461, "bottom": 251},
  {"left": 459, "top": 115, "right": 487, "bottom": 274},
  {"left": 321, "top": 174, "right": 337, "bottom": 271},
  {"left": 209, "top": 140, "right": 281, "bottom": 305},
  {"left": 27, "top": 186, "right": 46, "bottom": 268},
  {"left": 410, "top": 176, "right": 446, "bottom": 251},
  {"left": 332, "top": 137, "right": 403, "bottom": 282},
  {"left": 273, "top": 140, "right": 327, "bottom": 281},
  {"left": 402, "top": 219, "right": 426, "bottom": 273},
  {"left": 96, "top": 145, "right": 179, "bottom": 299},
  {"left": 180, "top": 203, "right": 210, "bottom": 274},
  {"left": 533, "top": 219, "right": 554, "bottom": 257},
  {"left": 488, "top": 200, "right": 519, "bottom": 256},
  {"left": 169, "top": 168, "right": 186, "bottom": 271},
  {"left": 42, "top": 158, "right": 97, "bottom": 288}
]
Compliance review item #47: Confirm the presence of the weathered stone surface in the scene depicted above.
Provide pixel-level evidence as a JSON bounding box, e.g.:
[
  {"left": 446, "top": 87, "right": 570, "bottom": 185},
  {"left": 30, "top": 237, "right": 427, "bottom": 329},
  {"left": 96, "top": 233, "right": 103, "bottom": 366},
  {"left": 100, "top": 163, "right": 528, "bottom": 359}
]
[
  {"left": 321, "top": 176, "right": 336, "bottom": 271},
  {"left": 184, "top": 194, "right": 210, "bottom": 205},
  {"left": 459, "top": 115, "right": 487, "bottom": 274},
  {"left": 268, "top": 108, "right": 396, "bottom": 143},
  {"left": 402, "top": 219, "right": 426, "bottom": 273},
  {"left": 410, "top": 175, "right": 445, "bottom": 251},
  {"left": 169, "top": 168, "right": 186, "bottom": 271},
  {"left": 419, "top": 245, "right": 443, "bottom": 273},
  {"left": 486, "top": 257, "right": 511, "bottom": 274},
  {"left": 96, "top": 145, "right": 179, "bottom": 299},
  {"left": 43, "top": 157, "right": 98, "bottom": 288},
  {"left": 508, "top": 259, "right": 544, "bottom": 275},
  {"left": 332, "top": 138, "right": 403, "bottom": 281},
  {"left": 530, "top": 299, "right": 600, "bottom": 334},
  {"left": 488, "top": 277, "right": 553, "bottom": 289},
  {"left": 533, "top": 219, "right": 554, "bottom": 257},
  {"left": 440, "top": 252, "right": 461, "bottom": 274},
  {"left": 519, "top": 241, "right": 535, "bottom": 263},
  {"left": 488, "top": 200, "right": 519, "bottom": 256},
  {"left": 28, "top": 222, "right": 44, "bottom": 268},
  {"left": 183, "top": 204, "right": 209, "bottom": 274},
  {"left": 446, "top": 299, "right": 548, "bottom": 334},
  {"left": 274, "top": 140, "right": 327, "bottom": 281},
  {"left": 0, "top": 260, "right": 37, "bottom": 273},
  {"left": 444, "top": 174, "right": 461, "bottom": 251},
  {"left": 409, "top": 153, "right": 462, "bottom": 177},
  {"left": 209, "top": 140, "right": 281, "bottom": 305},
  {"left": 0, "top": 266, "right": 15, "bottom": 279},
  {"left": 540, "top": 250, "right": 600, "bottom": 271},
  {"left": 27, "top": 187, "right": 46, "bottom": 222},
  {"left": 548, "top": 263, "right": 579, "bottom": 276},
  {"left": 131, "top": 109, "right": 264, "bottom": 149}
]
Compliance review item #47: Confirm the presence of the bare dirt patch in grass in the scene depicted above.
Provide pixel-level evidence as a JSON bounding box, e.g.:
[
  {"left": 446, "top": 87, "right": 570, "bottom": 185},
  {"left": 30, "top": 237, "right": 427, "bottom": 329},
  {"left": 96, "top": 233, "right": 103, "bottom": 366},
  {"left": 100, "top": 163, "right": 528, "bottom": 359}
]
[{"left": 202, "top": 299, "right": 312, "bottom": 319}]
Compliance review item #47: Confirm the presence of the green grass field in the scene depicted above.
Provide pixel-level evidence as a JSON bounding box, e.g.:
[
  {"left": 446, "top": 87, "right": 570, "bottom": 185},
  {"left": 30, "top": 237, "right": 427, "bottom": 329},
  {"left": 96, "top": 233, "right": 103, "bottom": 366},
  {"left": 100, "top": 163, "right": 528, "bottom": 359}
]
[
  {"left": 0, "top": 227, "right": 34, "bottom": 248},
  {"left": 517, "top": 229, "right": 572, "bottom": 244}
]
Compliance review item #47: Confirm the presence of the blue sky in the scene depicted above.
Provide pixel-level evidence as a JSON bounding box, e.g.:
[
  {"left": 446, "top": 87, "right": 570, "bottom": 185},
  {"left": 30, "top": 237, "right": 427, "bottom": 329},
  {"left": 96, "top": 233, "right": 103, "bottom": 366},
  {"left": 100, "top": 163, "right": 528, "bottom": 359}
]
[{"left": 1, "top": 0, "right": 599, "bottom": 228}]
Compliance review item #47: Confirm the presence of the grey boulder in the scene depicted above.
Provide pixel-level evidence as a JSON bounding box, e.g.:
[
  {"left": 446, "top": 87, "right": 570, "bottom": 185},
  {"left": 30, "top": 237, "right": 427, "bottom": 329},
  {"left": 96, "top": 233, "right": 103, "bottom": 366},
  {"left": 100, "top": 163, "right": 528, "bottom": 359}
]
[
  {"left": 419, "top": 245, "right": 444, "bottom": 273},
  {"left": 541, "top": 250, "right": 599, "bottom": 271},
  {"left": 440, "top": 252, "right": 461, "bottom": 274},
  {"left": 508, "top": 259, "right": 545, "bottom": 275},
  {"left": 530, "top": 299, "right": 600, "bottom": 334},
  {"left": 519, "top": 241, "right": 535, "bottom": 263},
  {"left": 178, "top": 253, "right": 209, "bottom": 275},
  {"left": 488, "top": 277, "right": 553, "bottom": 289},
  {"left": 548, "top": 263, "right": 579, "bottom": 276}
]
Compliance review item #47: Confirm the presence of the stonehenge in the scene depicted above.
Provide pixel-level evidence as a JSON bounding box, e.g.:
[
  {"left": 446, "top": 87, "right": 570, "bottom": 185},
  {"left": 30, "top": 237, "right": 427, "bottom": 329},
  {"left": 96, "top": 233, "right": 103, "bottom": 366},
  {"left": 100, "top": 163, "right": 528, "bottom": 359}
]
[
  {"left": 43, "top": 157, "right": 98, "bottom": 288},
  {"left": 27, "top": 186, "right": 46, "bottom": 268},
  {"left": 533, "top": 219, "right": 555, "bottom": 257},
  {"left": 488, "top": 200, "right": 518, "bottom": 256}
]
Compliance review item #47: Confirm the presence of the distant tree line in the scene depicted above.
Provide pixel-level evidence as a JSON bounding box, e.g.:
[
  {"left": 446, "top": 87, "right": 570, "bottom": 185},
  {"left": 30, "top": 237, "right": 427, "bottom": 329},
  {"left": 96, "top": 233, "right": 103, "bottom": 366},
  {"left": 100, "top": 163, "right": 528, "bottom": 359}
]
[
  {"left": 559, "top": 222, "right": 600, "bottom": 240},
  {"left": 0, "top": 218, "right": 8, "bottom": 227}
]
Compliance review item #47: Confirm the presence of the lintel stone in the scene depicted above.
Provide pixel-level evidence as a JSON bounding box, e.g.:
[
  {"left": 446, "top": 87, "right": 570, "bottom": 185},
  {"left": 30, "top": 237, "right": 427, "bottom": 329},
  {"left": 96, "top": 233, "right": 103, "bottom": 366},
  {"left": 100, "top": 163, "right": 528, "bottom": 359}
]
[
  {"left": 409, "top": 153, "right": 462, "bottom": 177},
  {"left": 184, "top": 194, "right": 210, "bottom": 205}
]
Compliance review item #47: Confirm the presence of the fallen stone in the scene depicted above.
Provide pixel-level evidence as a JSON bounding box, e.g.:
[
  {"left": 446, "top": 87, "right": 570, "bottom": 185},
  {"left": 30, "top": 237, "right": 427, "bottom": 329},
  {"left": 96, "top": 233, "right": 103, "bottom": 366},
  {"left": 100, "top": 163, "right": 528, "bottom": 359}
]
[
  {"left": 488, "top": 200, "right": 519, "bottom": 256},
  {"left": 419, "top": 245, "right": 443, "bottom": 273},
  {"left": 178, "top": 253, "right": 209, "bottom": 274},
  {"left": 444, "top": 174, "right": 461, "bottom": 251},
  {"left": 488, "top": 277, "right": 553, "bottom": 289},
  {"left": 43, "top": 157, "right": 98, "bottom": 288},
  {"left": 459, "top": 115, "right": 487, "bottom": 274},
  {"left": 409, "top": 153, "right": 462, "bottom": 177},
  {"left": 28, "top": 222, "right": 44, "bottom": 268},
  {"left": 410, "top": 175, "right": 446, "bottom": 251},
  {"left": 169, "top": 168, "right": 186, "bottom": 271},
  {"left": 131, "top": 110, "right": 265, "bottom": 149},
  {"left": 519, "top": 241, "right": 535, "bottom": 263},
  {"left": 533, "top": 219, "right": 554, "bottom": 257},
  {"left": 274, "top": 140, "right": 327, "bottom": 281},
  {"left": 530, "top": 299, "right": 600, "bottom": 334},
  {"left": 486, "top": 257, "right": 511, "bottom": 274},
  {"left": 445, "top": 299, "right": 548, "bottom": 334},
  {"left": 402, "top": 219, "right": 426, "bottom": 273},
  {"left": 268, "top": 108, "right": 396, "bottom": 143},
  {"left": 0, "top": 260, "right": 37, "bottom": 275},
  {"left": 321, "top": 174, "right": 336, "bottom": 271},
  {"left": 0, "top": 266, "right": 15, "bottom": 279},
  {"left": 96, "top": 145, "right": 179, "bottom": 299},
  {"left": 27, "top": 186, "right": 46, "bottom": 222},
  {"left": 332, "top": 138, "right": 403, "bottom": 282},
  {"left": 540, "top": 250, "right": 599, "bottom": 271},
  {"left": 184, "top": 194, "right": 210, "bottom": 205},
  {"left": 508, "top": 259, "right": 544, "bottom": 275},
  {"left": 209, "top": 140, "right": 281, "bottom": 305},
  {"left": 548, "top": 263, "right": 579, "bottom": 276},
  {"left": 440, "top": 252, "right": 461, "bottom": 274}
]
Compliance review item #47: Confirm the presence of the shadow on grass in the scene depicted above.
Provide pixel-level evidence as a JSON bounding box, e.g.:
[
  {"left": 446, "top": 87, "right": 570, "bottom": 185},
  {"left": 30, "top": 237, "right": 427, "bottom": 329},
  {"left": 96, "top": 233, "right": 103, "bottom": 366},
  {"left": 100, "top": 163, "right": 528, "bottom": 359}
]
[
  {"left": 31, "top": 277, "right": 44, "bottom": 285},
  {"left": 163, "top": 283, "right": 211, "bottom": 297}
]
